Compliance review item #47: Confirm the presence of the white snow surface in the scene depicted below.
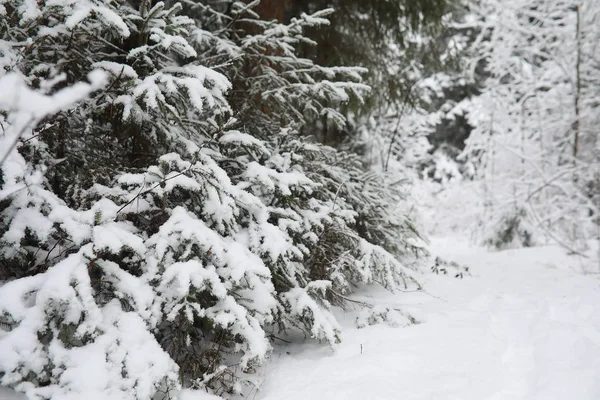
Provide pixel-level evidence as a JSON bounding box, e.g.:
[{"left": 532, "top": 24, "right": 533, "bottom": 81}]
[
  {"left": 2, "top": 237, "right": 599, "bottom": 400},
  {"left": 253, "top": 237, "right": 600, "bottom": 400}
]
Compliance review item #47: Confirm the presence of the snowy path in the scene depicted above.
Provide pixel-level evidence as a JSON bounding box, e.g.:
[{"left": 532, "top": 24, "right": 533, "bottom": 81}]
[{"left": 255, "top": 238, "right": 600, "bottom": 400}]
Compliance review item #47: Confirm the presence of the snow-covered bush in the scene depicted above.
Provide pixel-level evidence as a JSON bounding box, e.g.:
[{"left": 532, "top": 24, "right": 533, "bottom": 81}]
[
  {"left": 356, "top": 306, "right": 417, "bottom": 329},
  {"left": 0, "top": 1, "right": 425, "bottom": 399},
  {"left": 482, "top": 206, "right": 536, "bottom": 250}
]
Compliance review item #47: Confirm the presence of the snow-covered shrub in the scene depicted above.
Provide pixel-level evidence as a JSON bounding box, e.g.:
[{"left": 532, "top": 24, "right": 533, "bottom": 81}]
[
  {"left": 482, "top": 207, "right": 536, "bottom": 250},
  {"left": 426, "top": 149, "right": 463, "bottom": 185},
  {"left": 0, "top": 1, "right": 425, "bottom": 398},
  {"left": 431, "top": 256, "right": 470, "bottom": 279},
  {"left": 356, "top": 306, "right": 417, "bottom": 329}
]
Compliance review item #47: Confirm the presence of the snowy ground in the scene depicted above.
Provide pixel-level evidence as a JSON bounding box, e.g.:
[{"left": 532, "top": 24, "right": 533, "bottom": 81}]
[
  {"left": 253, "top": 237, "right": 600, "bottom": 400},
  {"left": 2, "top": 237, "right": 599, "bottom": 400}
]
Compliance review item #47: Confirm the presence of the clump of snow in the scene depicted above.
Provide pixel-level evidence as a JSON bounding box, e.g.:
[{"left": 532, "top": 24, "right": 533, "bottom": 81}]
[{"left": 0, "top": 387, "right": 26, "bottom": 400}]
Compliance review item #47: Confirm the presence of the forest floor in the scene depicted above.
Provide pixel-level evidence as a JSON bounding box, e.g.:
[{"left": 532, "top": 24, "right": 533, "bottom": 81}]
[
  {"left": 1, "top": 238, "right": 599, "bottom": 400},
  {"left": 252, "top": 237, "right": 600, "bottom": 400}
]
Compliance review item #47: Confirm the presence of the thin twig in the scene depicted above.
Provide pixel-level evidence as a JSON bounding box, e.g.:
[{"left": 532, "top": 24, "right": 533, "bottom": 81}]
[{"left": 0, "top": 117, "right": 35, "bottom": 166}]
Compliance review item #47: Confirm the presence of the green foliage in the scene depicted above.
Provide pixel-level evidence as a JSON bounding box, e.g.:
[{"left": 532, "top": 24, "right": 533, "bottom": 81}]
[
  {"left": 289, "top": 0, "right": 462, "bottom": 110},
  {"left": 0, "top": 1, "right": 427, "bottom": 398}
]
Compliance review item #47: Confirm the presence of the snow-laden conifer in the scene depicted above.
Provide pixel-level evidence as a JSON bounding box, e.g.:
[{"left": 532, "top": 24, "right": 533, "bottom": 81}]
[{"left": 0, "top": 1, "right": 425, "bottom": 398}]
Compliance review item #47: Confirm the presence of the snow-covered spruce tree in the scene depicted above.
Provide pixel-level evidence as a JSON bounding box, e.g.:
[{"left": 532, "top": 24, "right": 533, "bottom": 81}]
[
  {"left": 0, "top": 1, "right": 203, "bottom": 398},
  {"left": 463, "top": 0, "right": 600, "bottom": 250},
  {"left": 0, "top": 1, "right": 424, "bottom": 399},
  {"left": 180, "top": 0, "right": 424, "bottom": 341}
]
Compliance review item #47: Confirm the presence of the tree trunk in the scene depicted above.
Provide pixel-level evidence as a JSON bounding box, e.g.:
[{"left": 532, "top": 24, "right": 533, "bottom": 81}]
[
  {"left": 253, "top": 0, "right": 288, "bottom": 22},
  {"left": 573, "top": 4, "right": 581, "bottom": 160}
]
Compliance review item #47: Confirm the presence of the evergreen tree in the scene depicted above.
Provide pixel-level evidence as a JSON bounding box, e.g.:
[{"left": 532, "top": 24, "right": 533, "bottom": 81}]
[
  {"left": 0, "top": 1, "right": 426, "bottom": 398},
  {"left": 287, "top": 0, "right": 455, "bottom": 109}
]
